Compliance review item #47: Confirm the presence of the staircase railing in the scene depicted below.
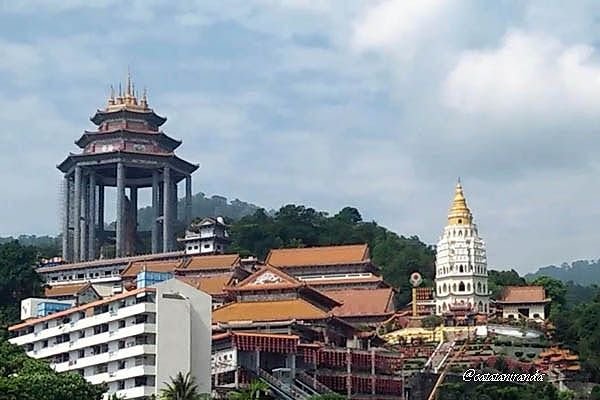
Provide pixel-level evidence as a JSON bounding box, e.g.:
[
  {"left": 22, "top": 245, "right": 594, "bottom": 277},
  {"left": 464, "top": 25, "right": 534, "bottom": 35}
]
[
  {"left": 257, "top": 368, "right": 311, "bottom": 400},
  {"left": 296, "top": 371, "right": 335, "bottom": 395}
]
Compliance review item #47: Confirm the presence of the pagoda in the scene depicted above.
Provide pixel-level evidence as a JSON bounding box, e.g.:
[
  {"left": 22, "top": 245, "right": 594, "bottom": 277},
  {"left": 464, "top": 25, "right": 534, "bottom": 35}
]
[
  {"left": 58, "top": 74, "right": 198, "bottom": 262},
  {"left": 434, "top": 181, "right": 489, "bottom": 318}
]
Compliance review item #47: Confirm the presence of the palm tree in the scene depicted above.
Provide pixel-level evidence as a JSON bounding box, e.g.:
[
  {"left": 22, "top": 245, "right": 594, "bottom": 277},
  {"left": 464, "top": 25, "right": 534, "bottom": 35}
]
[
  {"left": 160, "top": 371, "right": 204, "bottom": 400},
  {"left": 228, "top": 379, "right": 269, "bottom": 400}
]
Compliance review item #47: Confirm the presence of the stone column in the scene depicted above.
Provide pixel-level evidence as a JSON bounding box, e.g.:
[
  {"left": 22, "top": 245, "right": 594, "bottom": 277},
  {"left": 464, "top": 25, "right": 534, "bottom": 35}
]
[
  {"left": 130, "top": 186, "right": 138, "bottom": 231},
  {"left": 162, "top": 166, "right": 172, "bottom": 252},
  {"left": 80, "top": 173, "right": 88, "bottom": 261},
  {"left": 185, "top": 175, "right": 192, "bottom": 225},
  {"left": 88, "top": 172, "right": 96, "bottom": 260},
  {"left": 62, "top": 175, "right": 71, "bottom": 262},
  {"left": 73, "top": 166, "right": 82, "bottom": 262},
  {"left": 151, "top": 171, "right": 160, "bottom": 253},
  {"left": 98, "top": 185, "right": 105, "bottom": 239},
  {"left": 116, "top": 162, "right": 126, "bottom": 257}
]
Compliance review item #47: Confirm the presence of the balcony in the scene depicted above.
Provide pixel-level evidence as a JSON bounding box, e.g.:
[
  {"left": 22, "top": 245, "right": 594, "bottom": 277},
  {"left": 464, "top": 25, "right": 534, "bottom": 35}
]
[
  {"left": 10, "top": 303, "right": 156, "bottom": 347},
  {"left": 87, "top": 365, "right": 156, "bottom": 385},
  {"left": 109, "top": 385, "right": 155, "bottom": 400}
]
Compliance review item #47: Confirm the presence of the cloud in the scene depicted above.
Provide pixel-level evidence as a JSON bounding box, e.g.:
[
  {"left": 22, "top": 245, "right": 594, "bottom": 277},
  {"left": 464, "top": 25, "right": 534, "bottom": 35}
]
[
  {"left": 352, "top": 0, "right": 448, "bottom": 54},
  {"left": 443, "top": 30, "right": 600, "bottom": 118}
]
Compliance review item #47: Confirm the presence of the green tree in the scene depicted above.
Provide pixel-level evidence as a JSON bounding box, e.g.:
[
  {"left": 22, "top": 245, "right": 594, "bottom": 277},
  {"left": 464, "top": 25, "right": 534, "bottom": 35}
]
[
  {"left": 228, "top": 380, "right": 269, "bottom": 400},
  {"left": 0, "top": 241, "right": 42, "bottom": 331},
  {"left": 530, "top": 276, "right": 567, "bottom": 306},
  {"left": 307, "top": 394, "right": 345, "bottom": 400},
  {"left": 488, "top": 269, "right": 526, "bottom": 299},
  {"left": 0, "top": 338, "right": 106, "bottom": 400},
  {"left": 160, "top": 371, "right": 206, "bottom": 400}
]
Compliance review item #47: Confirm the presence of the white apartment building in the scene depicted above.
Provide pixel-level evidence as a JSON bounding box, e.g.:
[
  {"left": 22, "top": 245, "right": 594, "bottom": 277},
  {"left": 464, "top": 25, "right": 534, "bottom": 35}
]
[{"left": 9, "top": 279, "right": 211, "bottom": 399}]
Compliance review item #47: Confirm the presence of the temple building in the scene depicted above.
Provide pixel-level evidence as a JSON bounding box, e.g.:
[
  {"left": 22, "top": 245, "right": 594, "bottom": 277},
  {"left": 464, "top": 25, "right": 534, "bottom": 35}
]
[
  {"left": 495, "top": 286, "right": 551, "bottom": 321},
  {"left": 58, "top": 75, "right": 198, "bottom": 262},
  {"left": 178, "top": 217, "right": 231, "bottom": 255},
  {"left": 435, "top": 181, "right": 489, "bottom": 317}
]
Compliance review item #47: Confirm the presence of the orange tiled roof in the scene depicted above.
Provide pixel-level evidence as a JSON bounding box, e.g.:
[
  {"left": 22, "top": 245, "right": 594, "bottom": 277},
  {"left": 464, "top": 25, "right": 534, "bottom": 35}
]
[
  {"left": 183, "top": 254, "right": 240, "bottom": 271},
  {"left": 265, "top": 244, "right": 369, "bottom": 268},
  {"left": 305, "top": 275, "right": 385, "bottom": 286},
  {"left": 497, "top": 286, "right": 550, "bottom": 304},
  {"left": 9, "top": 287, "right": 154, "bottom": 331},
  {"left": 44, "top": 282, "right": 93, "bottom": 298},
  {"left": 212, "top": 299, "right": 329, "bottom": 323},
  {"left": 177, "top": 274, "right": 233, "bottom": 296},
  {"left": 121, "top": 259, "right": 185, "bottom": 278},
  {"left": 227, "top": 265, "right": 302, "bottom": 291},
  {"left": 328, "top": 288, "right": 395, "bottom": 317}
]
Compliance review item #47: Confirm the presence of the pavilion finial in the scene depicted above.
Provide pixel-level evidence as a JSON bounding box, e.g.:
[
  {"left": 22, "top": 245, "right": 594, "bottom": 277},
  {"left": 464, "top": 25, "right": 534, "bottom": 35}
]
[
  {"left": 108, "top": 85, "right": 115, "bottom": 105},
  {"left": 141, "top": 87, "right": 149, "bottom": 108},
  {"left": 126, "top": 67, "right": 132, "bottom": 96}
]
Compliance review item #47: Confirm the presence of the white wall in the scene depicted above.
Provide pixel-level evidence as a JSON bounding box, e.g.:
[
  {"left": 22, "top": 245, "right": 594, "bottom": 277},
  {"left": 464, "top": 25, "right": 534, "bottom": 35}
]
[{"left": 155, "top": 279, "right": 212, "bottom": 395}]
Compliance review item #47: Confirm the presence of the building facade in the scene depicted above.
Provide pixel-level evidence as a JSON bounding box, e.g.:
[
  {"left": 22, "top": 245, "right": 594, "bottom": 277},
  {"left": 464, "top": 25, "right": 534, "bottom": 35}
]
[
  {"left": 435, "top": 182, "right": 489, "bottom": 316},
  {"left": 495, "top": 286, "right": 550, "bottom": 321},
  {"left": 9, "top": 279, "right": 211, "bottom": 400}
]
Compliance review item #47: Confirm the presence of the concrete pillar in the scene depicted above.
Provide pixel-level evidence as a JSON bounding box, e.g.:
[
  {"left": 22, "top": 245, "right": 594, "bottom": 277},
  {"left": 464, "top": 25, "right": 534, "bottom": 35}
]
[
  {"left": 347, "top": 348, "right": 352, "bottom": 398},
  {"left": 172, "top": 180, "right": 178, "bottom": 223},
  {"left": 88, "top": 172, "right": 96, "bottom": 260},
  {"left": 130, "top": 186, "right": 138, "bottom": 231},
  {"left": 62, "top": 175, "right": 71, "bottom": 262},
  {"left": 116, "top": 162, "right": 126, "bottom": 257},
  {"left": 163, "top": 166, "right": 172, "bottom": 252},
  {"left": 98, "top": 185, "right": 104, "bottom": 237},
  {"left": 151, "top": 171, "right": 160, "bottom": 254},
  {"left": 80, "top": 173, "right": 88, "bottom": 261},
  {"left": 185, "top": 175, "right": 192, "bottom": 225},
  {"left": 158, "top": 179, "right": 164, "bottom": 249},
  {"left": 73, "top": 166, "right": 82, "bottom": 262}
]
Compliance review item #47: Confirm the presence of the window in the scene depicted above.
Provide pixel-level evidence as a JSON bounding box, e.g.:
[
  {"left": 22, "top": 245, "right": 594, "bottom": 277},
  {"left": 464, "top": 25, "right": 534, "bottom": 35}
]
[
  {"left": 42, "top": 340, "right": 48, "bottom": 348},
  {"left": 204, "top": 244, "right": 210, "bottom": 249},
  {"left": 118, "top": 381, "right": 125, "bottom": 390},
  {"left": 458, "top": 282, "right": 465, "bottom": 292},
  {"left": 78, "top": 349, "right": 85, "bottom": 358},
  {"left": 94, "top": 364, "right": 108, "bottom": 374},
  {"left": 118, "top": 320, "right": 126, "bottom": 329},
  {"left": 118, "top": 360, "right": 126, "bottom": 370}
]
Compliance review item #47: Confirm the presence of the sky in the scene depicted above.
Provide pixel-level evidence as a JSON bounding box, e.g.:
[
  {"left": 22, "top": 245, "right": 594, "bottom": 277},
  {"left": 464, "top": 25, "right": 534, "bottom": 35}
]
[{"left": 1, "top": 0, "right": 600, "bottom": 273}]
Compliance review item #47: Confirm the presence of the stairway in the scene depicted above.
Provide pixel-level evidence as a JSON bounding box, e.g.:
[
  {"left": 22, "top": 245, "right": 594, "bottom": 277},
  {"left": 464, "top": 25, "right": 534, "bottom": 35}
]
[
  {"left": 296, "top": 371, "right": 336, "bottom": 395},
  {"left": 257, "top": 368, "right": 313, "bottom": 400},
  {"left": 427, "top": 341, "right": 455, "bottom": 373}
]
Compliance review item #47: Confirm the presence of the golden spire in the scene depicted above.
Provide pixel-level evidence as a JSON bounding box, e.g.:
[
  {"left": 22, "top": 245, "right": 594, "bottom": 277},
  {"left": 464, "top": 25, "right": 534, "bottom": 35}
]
[
  {"left": 141, "top": 87, "right": 148, "bottom": 108},
  {"left": 447, "top": 179, "right": 473, "bottom": 225},
  {"left": 108, "top": 85, "right": 115, "bottom": 105}
]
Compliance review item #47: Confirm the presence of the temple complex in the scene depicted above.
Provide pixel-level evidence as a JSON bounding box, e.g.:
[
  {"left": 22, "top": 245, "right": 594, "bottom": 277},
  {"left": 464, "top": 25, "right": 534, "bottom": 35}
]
[
  {"left": 434, "top": 181, "right": 490, "bottom": 320},
  {"left": 58, "top": 74, "right": 198, "bottom": 262}
]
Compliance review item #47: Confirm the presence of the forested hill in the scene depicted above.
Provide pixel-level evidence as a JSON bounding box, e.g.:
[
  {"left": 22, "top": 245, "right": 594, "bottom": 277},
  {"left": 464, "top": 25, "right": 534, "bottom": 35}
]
[
  {"left": 526, "top": 259, "right": 600, "bottom": 286},
  {"left": 136, "top": 192, "right": 263, "bottom": 231}
]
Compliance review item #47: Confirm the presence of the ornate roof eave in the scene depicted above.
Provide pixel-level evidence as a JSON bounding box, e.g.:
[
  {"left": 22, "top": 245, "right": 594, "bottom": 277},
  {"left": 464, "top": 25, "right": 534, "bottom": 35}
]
[
  {"left": 90, "top": 107, "right": 167, "bottom": 127},
  {"left": 75, "top": 130, "right": 182, "bottom": 151},
  {"left": 57, "top": 151, "right": 199, "bottom": 174}
]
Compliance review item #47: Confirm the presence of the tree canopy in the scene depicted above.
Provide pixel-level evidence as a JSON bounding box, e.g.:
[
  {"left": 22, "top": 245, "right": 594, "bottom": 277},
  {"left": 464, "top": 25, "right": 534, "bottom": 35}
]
[
  {"left": 0, "top": 241, "right": 42, "bottom": 332},
  {"left": 0, "top": 338, "right": 106, "bottom": 400}
]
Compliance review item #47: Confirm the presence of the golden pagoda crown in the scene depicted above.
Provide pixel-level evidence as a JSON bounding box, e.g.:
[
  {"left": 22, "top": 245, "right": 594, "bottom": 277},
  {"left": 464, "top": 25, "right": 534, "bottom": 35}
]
[
  {"left": 447, "top": 179, "right": 473, "bottom": 225},
  {"left": 105, "top": 70, "right": 150, "bottom": 112}
]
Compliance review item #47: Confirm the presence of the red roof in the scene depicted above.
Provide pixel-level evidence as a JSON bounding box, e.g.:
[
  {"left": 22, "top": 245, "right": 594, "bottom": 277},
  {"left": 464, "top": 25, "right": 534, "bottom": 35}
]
[
  {"left": 497, "top": 286, "right": 550, "bottom": 304},
  {"left": 265, "top": 244, "right": 369, "bottom": 267},
  {"left": 328, "top": 288, "right": 395, "bottom": 318}
]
